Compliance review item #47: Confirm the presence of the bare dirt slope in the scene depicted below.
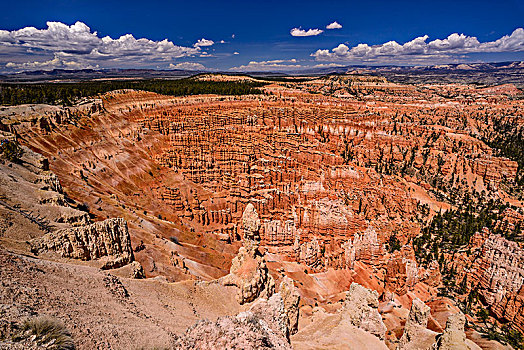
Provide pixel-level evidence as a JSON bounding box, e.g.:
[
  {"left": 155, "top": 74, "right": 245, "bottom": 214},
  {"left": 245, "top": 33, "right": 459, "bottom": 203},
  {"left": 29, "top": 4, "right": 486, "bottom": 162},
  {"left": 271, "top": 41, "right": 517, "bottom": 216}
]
[
  {"left": 0, "top": 248, "right": 242, "bottom": 349},
  {"left": 291, "top": 310, "right": 389, "bottom": 350}
]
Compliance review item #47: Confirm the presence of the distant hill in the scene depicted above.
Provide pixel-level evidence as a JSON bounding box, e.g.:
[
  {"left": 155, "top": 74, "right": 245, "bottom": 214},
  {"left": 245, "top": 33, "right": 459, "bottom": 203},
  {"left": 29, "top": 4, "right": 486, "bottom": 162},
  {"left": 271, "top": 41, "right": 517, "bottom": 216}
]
[
  {"left": 1, "top": 61, "right": 524, "bottom": 87},
  {"left": 361, "top": 61, "right": 524, "bottom": 87},
  {"left": 0, "top": 68, "right": 205, "bottom": 82}
]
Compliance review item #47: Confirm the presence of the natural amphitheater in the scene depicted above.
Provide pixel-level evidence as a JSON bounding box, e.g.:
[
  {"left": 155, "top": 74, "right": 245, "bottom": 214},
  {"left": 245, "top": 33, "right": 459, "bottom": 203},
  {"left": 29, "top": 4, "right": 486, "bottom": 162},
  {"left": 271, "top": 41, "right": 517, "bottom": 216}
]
[{"left": 0, "top": 67, "right": 523, "bottom": 349}]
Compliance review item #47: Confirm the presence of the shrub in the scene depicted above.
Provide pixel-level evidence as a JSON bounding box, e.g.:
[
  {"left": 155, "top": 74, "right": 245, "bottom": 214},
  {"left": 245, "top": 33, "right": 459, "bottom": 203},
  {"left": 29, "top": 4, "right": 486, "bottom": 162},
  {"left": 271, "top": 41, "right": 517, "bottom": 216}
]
[
  {"left": 15, "top": 316, "right": 75, "bottom": 350},
  {"left": 77, "top": 202, "right": 89, "bottom": 212},
  {"left": 501, "top": 324, "right": 524, "bottom": 350},
  {"left": 387, "top": 234, "right": 401, "bottom": 253},
  {"left": 0, "top": 139, "right": 24, "bottom": 162}
]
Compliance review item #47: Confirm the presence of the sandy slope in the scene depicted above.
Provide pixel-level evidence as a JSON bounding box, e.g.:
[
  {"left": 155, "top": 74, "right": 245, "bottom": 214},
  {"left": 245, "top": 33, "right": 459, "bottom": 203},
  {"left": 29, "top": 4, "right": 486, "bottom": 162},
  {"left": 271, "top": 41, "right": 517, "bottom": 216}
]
[
  {"left": 0, "top": 249, "right": 243, "bottom": 349},
  {"left": 291, "top": 309, "right": 388, "bottom": 350}
]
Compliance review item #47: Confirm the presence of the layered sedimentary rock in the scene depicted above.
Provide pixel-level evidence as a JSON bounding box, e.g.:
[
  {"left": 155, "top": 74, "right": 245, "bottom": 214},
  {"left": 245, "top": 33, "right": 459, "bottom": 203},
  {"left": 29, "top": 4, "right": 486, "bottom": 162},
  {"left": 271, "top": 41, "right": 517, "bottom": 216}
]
[
  {"left": 397, "top": 298, "right": 434, "bottom": 350},
  {"left": 12, "top": 81, "right": 521, "bottom": 285},
  {"left": 478, "top": 234, "right": 524, "bottom": 306},
  {"left": 278, "top": 276, "right": 300, "bottom": 336},
  {"left": 342, "top": 225, "right": 385, "bottom": 269},
  {"left": 451, "top": 229, "right": 524, "bottom": 333},
  {"left": 221, "top": 203, "right": 275, "bottom": 303},
  {"left": 385, "top": 245, "right": 442, "bottom": 296},
  {"left": 5, "top": 76, "right": 522, "bottom": 342},
  {"left": 120, "top": 91, "right": 434, "bottom": 273},
  {"left": 32, "top": 218, "right": 134, "bottom": 269},
  {"left": 120, "top": 83, "right": 519, "bottom": 278},
  {"left": 0, "top": 132, "right": 98, "bottom": 249},
  {"left": 343, "top": 282, "right": 387, "bottom": 340},
  {"left": 431, "top": 312, "right": 469, "bottom": 350},
  {"left": 173, "top": 310, "right": 292, "bottom": 350}
]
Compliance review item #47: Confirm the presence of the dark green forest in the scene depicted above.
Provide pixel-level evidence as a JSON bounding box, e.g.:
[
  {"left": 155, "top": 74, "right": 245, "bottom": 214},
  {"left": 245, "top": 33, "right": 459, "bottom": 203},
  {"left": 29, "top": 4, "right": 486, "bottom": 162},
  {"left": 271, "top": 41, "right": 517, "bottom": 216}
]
[
  {"left": 414, "top": 197, "right": 521, "bottom": 265},
  {"left": 483, "top": 116, "right": 524, "bottom": 196},
  {"left": 0, "top": 78, "right": 266, "bottom": 106}
]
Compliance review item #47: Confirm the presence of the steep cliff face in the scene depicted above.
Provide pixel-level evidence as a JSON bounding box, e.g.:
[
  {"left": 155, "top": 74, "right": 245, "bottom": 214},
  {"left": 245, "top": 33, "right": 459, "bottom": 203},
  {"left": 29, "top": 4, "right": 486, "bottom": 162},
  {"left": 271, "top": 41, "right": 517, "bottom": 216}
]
[
  {"left": 32, "top": 217, "right": 134, "bottom": 269},
  {"left": 385, "top": 245, "right": 442, "bottom": 296},
  {"left": 454, "top": 230, "right": 524, "bottom": 333}
]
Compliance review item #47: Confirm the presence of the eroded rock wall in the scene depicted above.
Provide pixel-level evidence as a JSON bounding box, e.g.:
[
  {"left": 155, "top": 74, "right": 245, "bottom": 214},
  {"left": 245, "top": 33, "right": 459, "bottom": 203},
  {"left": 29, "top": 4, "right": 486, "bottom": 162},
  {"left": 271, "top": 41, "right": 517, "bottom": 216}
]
[
  {"left": 456, "top": 230, "right": 524, "bottom": 333},
  {"left": 32, "top": 218, "right": 134, "bottom": 269}
]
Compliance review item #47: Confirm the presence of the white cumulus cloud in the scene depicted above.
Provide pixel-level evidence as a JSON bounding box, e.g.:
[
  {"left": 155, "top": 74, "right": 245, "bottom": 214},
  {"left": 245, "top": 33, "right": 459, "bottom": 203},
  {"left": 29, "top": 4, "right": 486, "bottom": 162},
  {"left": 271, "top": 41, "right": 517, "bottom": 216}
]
[
  {"left": 6, "top": 54, "right": 99, "bottom": 70},
  {"left": 312, "top": 28, "right": 524, "bottom": 63},
  {"left": 326, "top": 21, "right": 342, "bottom": 30},
  {"left": 312, "top": 63, "right": 345, "bottom": 68},
  {"left": 193, "top": 38, "right": 214, "bottom": 48},
  {"left": 0, "top": 21, "right": 201, "bottom": 72},
  {"left": 290, "top": 28, "right": 323, "bottom": 37},
  {"left": 169, "top": 62, "right": 206, "bottom": 70},
  {"left": 230, "top": 59, "right": 302, "bottom": 71}
]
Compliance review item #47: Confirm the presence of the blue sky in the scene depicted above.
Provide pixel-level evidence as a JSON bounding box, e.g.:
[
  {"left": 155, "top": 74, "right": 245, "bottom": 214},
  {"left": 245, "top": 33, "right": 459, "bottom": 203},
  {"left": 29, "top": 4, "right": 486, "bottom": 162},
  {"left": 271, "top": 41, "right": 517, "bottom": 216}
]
[{"left": 1, "top": 0, "right": 523, "bottom": 72}]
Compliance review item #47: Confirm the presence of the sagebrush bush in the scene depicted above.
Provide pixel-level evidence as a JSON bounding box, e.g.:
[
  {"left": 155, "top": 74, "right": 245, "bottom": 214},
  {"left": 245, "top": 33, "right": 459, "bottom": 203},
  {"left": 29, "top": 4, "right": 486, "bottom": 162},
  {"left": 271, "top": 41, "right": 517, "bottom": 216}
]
[{"left": 16, "top": 316, "right": 75, "bottom": 350}]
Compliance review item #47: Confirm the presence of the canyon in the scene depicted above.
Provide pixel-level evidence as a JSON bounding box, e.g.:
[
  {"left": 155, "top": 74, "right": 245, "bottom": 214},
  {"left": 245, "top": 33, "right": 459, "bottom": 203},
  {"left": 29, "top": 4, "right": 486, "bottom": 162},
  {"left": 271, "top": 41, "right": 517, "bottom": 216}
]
[{"left": 0, "top": 73, "right": 522, "bottom": 349}]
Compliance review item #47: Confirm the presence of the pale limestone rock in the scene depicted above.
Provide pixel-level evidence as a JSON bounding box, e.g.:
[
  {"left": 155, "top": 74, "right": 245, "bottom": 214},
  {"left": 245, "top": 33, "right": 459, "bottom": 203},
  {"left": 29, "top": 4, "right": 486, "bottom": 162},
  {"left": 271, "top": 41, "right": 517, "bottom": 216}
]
[
  {"left": 174, "top": 310, "right": 292, "bottom": 349},
  {"left": 249, "top": 294, "right": 290, "bottom": 339},
  {"left": 343, "top": 282, "right": 387, "bottom": 340},
  {"left": 242, "top": 203, "right": 261, "bottom": 242},
  {"left": 31, "top": 218, "right": 133, "bottom": 269},
  {"left": 130, "top": 261, "right": 145, "bottom": 279},
  {"left": 279, "top": 276, "right": 300, "bottom": 336},
  {"left": 397, "top": 298, "right": 432, "bottom": 350},
  {"left": 221, "top": 246, "right": 274, "bottom": 304},
  {"left": 431, "top": 312, "right": 469, "bottom": 350}
]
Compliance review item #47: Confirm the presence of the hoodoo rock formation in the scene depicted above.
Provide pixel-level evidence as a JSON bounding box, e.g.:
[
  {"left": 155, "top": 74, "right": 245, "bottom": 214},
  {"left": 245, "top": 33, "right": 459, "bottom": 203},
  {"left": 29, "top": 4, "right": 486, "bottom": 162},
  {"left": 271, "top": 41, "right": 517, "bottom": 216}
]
[
  {"left": 1, "top": 74, "right": 522, "bottom": 349},
  {"left": 221, "top": 203, "right": 275, "bottom": 304},
  {"left": 397, "top": 298, "right": 435, "bottom": 350},
  {"left": 221, "top": 244, "right": 275, "bottom": 304},
  {"left": 278, "top": 276, "right": 301, "bottom": 336},
  {"left": 431, "top": 312, "right": 471, "bottom": 350},
  {"left": 343, "top": 282, "right": 387, "bottom": 340},
  {"left": 386, "top": 245, "right": 442, "bottom": 296},
  {"left": 450, "top": 228, "right": 524, "bottom": 334},
  {"left": 31, "top": 217, "right": 134, "bottom": 269},
  {"left": 242, "top": 203, "right": 262, "bottom": 242}
]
